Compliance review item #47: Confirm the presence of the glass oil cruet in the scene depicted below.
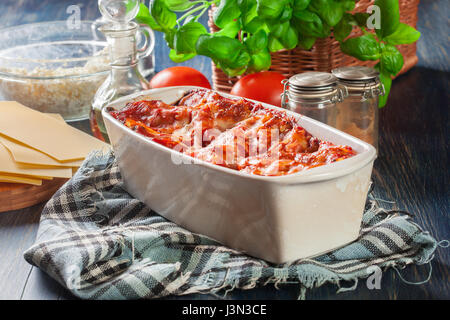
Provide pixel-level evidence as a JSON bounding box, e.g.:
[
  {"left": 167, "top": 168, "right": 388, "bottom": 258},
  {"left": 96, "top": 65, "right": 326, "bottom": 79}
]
[{"left": 90, "top": 0, "right": 154, "bottom": 142}]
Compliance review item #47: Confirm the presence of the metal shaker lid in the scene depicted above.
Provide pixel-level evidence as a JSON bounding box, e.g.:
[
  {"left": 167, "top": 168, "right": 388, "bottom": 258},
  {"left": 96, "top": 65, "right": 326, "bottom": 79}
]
[
  {"left": 331, "top": 66, "right": 383, "bottom": 97},
  {"left": 281, "top": 72, "right": 346, "bottom": 107},
  {"left": 331, "top": 66, "right": 379, "bottom": 81},
  {"left": 288, "top": 72, "right": 338, "bottom": 89}
]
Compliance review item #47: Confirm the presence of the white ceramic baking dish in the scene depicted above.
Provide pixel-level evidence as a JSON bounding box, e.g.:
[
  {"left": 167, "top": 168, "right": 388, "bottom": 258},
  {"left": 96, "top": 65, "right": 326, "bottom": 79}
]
[{"left": 102, "top": 86, "right": 376, "bottom": 264}]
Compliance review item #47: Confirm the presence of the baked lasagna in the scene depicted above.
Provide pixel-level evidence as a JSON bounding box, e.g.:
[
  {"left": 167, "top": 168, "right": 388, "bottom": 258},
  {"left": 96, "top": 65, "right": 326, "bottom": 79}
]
[{"left": 110, "top": 89, "right": 356, "bottom": 176}]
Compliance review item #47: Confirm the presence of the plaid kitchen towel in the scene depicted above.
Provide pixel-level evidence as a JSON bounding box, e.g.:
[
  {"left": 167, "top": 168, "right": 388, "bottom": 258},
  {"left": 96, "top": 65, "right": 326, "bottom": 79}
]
[{"left": 24, "top": 151, "right": 438, "bottom": 300}]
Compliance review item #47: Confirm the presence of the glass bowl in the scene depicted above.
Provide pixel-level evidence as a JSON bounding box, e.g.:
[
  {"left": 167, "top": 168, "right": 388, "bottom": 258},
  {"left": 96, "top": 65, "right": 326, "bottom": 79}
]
[{"left": 0, "top": 21, "right": 110, "bottom": 122}]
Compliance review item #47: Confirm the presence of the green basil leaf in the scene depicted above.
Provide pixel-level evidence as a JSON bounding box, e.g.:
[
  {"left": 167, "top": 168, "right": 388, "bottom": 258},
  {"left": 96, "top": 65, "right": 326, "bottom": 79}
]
[
  {"left": 234, "top": 50, "right": 252, "bottom": 68},
  {"left": 270, "top": 21, "right": 290, "bottom": 39},
  {"left": 196, "top": 34, "right": 244, "bottom": 67},
  {"left": 238, "top": 0, "right": 258, "bottom": 26},
  {"left": 256, "top": 0, "right": 289, "bottom": 19},
  {"left": 218, "top": 64, "right": 248, "bottom": 77},
  {"left": 164, "top": 29, "right": 176, "bottom": 49},
  {"left": 150, "top": 0, "right": 177, "bottom": 31},
  {"left": 268, "top": 35, "right": 284, "bottom": 52},
  {"left": 217, "top": 50, "right": 251, "bottom": 76},
  {"left": 248, "top": 48, "right": 271, "bottom": 72},
  {"left": 245, "top": 17, "right": 270, "bottom": 34},
  {"left": 384, "top": 23, "right": 421, "bottom": 45},
  {"left": 308, "top": 0, "right": 346, "bottom": 27},
  {"left": 374, "top": 0, "right": 400, "bottom": 38},
  {"left": 340, "top": 34, "right": 381, "bottom": 61},
  {"left": 174, "top": 21, "right": 207, "bottom": 54},
  {"left": 380, "top": 44, "right": 404, "bottom": 75},
  {"left": 244, "top": 29, "right": 268, "bottom": 54},
  {"left": 280, "top": 26, "right": 298, "bottom": 50},
  {"left": 169, "top": 49, "right": 196, "bottom": 62},
  {"left": 279, "top": 5, "right": 293, "bottom": 22},
  {"left": 334, "top": 13, "right": 353, "bottom": 42},
  {"left": 135, "top": 3, "right": 163, "bottom": 32},
  {"left": 377, "top": 68, "right": 392, "bottom": 108},
  {"left": 163, "top": 0, "right": 194, "bottom": 12},
  {"left": 264, "top": 19, "right": 278, "bottom": 32},
  {"left": 293, "top": 10, "right": 317, "bottom": 22},
  {"left": 293, "top": 10, "right": 330, "bottom": 38},
  {"left": 353, "top": 13, "right": 369, "bottom": 27},
  {"left": 213, "top": 0, "right": 241, "bottom": 29},
  {"left": 214, "top": 19, "right": 241, "bottom": 38},
  {"left": 293, "top": 0, "right": 311, "bottom": 12},
  {"left": 298, "top": 35, "right": 316, "bottom": 50},
  {"left": 238, "top": 0, "right": 257, "bottom": 13},
  {"left": 342, "top": 0, "right": 355, "bottom": 11}
]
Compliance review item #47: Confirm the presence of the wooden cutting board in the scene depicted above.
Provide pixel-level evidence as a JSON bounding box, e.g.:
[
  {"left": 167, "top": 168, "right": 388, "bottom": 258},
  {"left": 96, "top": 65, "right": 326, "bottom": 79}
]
[{"left": 0, "top": 178, "right": 68, "bottom": 213}]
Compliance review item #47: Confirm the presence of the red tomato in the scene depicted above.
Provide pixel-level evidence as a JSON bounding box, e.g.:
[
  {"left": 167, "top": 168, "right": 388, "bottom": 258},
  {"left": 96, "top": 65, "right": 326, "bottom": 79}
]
[
  {"left": 150, "top": 66, "right": 211, "bottom": 89},
  {"left": 230, "top": 71, "right": 286, "bottom": 107}
]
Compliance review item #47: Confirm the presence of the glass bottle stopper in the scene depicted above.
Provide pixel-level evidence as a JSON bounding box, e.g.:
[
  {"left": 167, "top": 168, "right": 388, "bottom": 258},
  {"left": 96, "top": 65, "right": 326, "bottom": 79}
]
[{"left": 98, "top": 0, "right": 140, "bottom": 26}]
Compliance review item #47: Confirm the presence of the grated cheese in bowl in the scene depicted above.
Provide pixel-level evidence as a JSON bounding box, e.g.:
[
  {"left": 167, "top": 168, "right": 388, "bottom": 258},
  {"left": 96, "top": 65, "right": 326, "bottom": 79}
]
[
  {"left": 0, "top": 21, "right": 111, "bottom": 122},
  {"left": 0, "top": 56, "right": 109, "bottom": 122}
]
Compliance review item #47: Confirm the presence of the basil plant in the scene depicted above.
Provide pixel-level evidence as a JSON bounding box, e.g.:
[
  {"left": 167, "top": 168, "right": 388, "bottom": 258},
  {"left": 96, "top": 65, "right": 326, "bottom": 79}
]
[{"left": 136, "top": 0, "right": 420, "bottom": 107}]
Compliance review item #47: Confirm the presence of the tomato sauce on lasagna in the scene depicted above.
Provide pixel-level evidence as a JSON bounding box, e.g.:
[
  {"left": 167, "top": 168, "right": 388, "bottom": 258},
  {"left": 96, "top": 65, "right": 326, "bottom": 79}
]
[{"left": 110, "top": 89, "right": 356, "bottom": 176}]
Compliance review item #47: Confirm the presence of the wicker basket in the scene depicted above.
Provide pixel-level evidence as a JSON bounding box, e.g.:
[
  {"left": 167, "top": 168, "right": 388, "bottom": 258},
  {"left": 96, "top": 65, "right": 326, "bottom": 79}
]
[{"left": 209, "top": 0, "right": 420, "bottom": 92}]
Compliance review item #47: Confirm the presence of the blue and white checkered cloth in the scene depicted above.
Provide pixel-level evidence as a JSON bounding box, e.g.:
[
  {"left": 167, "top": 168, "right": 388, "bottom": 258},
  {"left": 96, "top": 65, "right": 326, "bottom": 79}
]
[{"left": 24, "top": 152, "right": 438, "bottom": 299}]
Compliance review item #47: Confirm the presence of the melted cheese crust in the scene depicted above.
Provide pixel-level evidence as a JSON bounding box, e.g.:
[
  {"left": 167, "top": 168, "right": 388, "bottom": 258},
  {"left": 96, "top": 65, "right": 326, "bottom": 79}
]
[{"left": 111, "top": 89, "right": 356, "bottom": 176}]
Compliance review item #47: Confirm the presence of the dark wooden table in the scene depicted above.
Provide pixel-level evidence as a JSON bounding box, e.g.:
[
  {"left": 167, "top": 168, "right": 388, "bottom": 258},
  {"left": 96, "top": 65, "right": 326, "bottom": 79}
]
[{"left": 0, "top": 0, "right": 448, "bottom": 300}]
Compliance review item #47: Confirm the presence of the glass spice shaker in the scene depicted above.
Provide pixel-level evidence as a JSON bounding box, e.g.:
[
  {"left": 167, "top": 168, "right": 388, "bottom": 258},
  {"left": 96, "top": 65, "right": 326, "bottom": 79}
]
[
  {"left": 281, "top": 72, "right": 347, "bottom": 128},
  {"left": 331, "top": 66, "right": 385, "bottom": 150},
  {"left": 90, "top": 0, "right": 154, "bottom": 142}
]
